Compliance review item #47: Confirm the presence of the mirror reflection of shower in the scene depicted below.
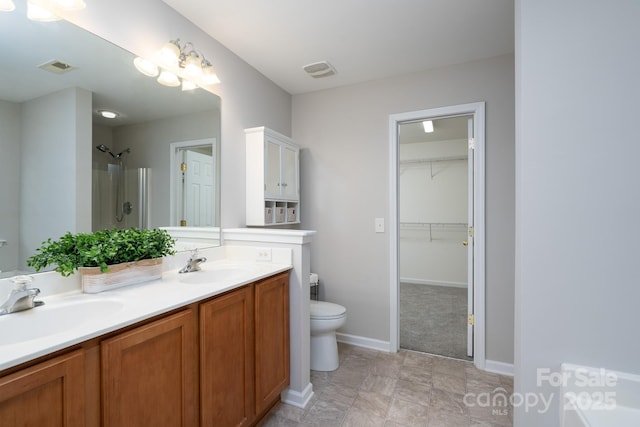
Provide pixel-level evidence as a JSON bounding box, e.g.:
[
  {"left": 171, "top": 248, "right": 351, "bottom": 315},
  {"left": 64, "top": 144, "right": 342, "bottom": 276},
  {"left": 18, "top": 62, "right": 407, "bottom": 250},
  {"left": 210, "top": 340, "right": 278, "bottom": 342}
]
[{"left": 96, "top": 145, "right": 131, "bottom": 222}]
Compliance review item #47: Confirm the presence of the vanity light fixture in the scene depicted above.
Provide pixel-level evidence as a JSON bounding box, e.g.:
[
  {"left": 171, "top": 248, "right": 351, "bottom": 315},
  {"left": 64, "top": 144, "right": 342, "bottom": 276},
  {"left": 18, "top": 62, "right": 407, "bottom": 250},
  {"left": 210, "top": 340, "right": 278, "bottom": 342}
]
[
  {"left": 134, "top": 38, "right": 220, "bottom": 89},
  {"left": 422, "top": 120, "right": 434, "bottom": 133},
  {"left": 0, "top": 0, "right": 15, "bottom": 12}
]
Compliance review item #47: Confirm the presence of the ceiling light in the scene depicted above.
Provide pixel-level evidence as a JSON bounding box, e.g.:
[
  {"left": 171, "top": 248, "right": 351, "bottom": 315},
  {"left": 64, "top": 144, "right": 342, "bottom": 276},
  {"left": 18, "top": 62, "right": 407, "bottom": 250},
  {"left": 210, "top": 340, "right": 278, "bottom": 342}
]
[
  {"left": 422, "top": 120, "right": 434, "bottom": 133},
  {"left": 98, "top": 110, "right": 119, "bottom": 119},
  {"left": 157, "top": 70, "right": 180, "bottom": 87},
  {"left": 0, "top": 0, "right": 15, "bottom": 12},
  {"left": 133, "top": 57, "right": 159, "bottom": 77}
]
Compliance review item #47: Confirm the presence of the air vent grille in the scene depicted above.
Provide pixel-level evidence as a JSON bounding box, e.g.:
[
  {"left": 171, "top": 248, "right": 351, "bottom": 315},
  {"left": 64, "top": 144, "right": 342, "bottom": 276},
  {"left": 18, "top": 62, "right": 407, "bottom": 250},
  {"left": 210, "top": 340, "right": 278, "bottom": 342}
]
[
  {"left": 302, "top": 61, "right": 336, "bottom": 79},
  {"left": 38, "top": 60, "right": 76, "bottom": 74}
]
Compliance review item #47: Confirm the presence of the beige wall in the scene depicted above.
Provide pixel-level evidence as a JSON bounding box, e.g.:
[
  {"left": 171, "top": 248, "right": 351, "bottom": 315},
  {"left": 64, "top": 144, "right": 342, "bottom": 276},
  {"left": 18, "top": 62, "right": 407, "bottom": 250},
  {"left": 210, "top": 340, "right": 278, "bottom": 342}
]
[{"left": 293, "top": 54, "right": 515, "bottom": 364}]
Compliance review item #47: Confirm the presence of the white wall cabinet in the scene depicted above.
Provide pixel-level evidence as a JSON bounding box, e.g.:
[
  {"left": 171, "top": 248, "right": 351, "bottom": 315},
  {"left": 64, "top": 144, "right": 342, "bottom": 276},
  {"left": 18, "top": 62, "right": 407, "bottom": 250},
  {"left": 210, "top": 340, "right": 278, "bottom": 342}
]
[{"left": 246, "top": 127, "right": 300, "bottom": 226}]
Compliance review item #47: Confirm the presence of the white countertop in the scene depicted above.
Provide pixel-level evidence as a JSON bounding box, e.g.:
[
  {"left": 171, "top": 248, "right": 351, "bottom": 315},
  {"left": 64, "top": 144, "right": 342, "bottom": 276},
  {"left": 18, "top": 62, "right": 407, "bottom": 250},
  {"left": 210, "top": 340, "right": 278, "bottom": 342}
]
[{"left": 0, "top": 258, "right": 291, "bottom": 372}]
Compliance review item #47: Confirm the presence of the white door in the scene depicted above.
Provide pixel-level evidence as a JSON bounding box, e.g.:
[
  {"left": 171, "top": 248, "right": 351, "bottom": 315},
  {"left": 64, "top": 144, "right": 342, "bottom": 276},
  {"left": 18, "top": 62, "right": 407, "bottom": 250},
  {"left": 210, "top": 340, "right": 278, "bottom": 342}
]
[
  {"left": 184, "top": 150, "right": 214, "bottom": 226},
  {"left": 467, "top": 117, "right": 475, "bottom": 357}
]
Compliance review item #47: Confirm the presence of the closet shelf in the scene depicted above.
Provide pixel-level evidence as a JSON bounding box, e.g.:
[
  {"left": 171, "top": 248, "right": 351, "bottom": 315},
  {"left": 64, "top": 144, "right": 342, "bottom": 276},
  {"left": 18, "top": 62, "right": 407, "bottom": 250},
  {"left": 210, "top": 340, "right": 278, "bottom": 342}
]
[
  {"left": 400, "top": 222, "right": 468, "bottom": 242},
  {"left": 399, "top": 155, "right": 467, "bottom": 165}
]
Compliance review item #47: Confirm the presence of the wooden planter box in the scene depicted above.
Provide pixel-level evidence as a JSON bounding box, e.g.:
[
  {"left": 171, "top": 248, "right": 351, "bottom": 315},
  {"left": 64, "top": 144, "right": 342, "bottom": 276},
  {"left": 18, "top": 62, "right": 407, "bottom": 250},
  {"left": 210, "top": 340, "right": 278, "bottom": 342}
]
[{"left": 80, "top": 258, "right": 163, "bottom": 294}]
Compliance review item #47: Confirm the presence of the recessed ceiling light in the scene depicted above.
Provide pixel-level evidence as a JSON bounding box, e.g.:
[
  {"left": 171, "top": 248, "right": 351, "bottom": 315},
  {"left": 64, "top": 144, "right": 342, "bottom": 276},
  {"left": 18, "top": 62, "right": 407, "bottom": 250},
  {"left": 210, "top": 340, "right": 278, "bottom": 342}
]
[
  {"left": 422, "top": 120, "right": 434, "bottom": 133},
  {"left": 98, "top": 110, "right": 119, "bottom": 119}
]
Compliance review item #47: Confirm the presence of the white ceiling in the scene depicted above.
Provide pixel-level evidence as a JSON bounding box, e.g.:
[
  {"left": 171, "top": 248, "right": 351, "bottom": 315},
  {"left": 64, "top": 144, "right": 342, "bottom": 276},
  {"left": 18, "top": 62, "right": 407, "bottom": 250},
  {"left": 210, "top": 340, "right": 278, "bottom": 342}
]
[{"left": 162, "top": 0, "right": 514, "bottom": 95}]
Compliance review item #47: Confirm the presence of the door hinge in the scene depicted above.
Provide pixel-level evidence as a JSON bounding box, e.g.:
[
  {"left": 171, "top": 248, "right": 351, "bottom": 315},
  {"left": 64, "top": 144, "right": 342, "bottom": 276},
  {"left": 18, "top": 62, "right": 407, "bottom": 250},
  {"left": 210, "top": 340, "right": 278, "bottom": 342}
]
[
  {"left": 180, "top": 162, "right": 187, "bottom": 172},
  {"left": 468, "top": 314, "right": 475, "bottom": 325},
  {"left": 468, "top": 226, "right": 474, "bottom": 238},
  {"left": 468, "top": 137, "right": 475, "bottom": 150}
]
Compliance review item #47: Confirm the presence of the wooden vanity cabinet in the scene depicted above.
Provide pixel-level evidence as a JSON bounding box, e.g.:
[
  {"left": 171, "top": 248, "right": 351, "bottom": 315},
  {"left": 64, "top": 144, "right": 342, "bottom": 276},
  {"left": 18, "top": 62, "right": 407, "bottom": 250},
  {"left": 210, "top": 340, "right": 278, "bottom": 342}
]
[
  {"left": 200, "top": 271, "right": 290, "bottom": 426},
  {"left": 200, "top": 285, "right": 254, "bottom": 427},
  {"left": 0, "top": 349, "right": 85, "bottom": 427},
  {"left": 254, "top": 272, "right": 290, "bottom": 418},
  {"left": 101, "top": 309, "right": 198, "bottom": 427},
  {"left": 0, "top": 270, "right": 290, "bottom": 427}
]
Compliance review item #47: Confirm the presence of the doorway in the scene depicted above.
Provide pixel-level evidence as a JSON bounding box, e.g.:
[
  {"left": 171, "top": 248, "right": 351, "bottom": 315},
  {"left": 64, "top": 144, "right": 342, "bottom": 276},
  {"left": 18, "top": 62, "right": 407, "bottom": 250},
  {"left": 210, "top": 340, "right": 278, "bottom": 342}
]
[
  {"left": 389, "top": 102, "right": 485, "bottom": 368},
  {"left": 398, "top": 116, "right": 471, "bottom": 360}
]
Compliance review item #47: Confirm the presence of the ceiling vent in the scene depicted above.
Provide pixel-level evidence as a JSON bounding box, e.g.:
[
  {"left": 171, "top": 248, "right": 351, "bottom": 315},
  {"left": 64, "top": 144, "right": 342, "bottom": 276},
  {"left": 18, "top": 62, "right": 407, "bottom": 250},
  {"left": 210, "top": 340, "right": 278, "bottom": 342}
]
[
  {"left": 302, "top": 61, "right": 336, "bottom": 78},
  {"left": 38, "top": 60, "right": 76, "bottom": 74}
]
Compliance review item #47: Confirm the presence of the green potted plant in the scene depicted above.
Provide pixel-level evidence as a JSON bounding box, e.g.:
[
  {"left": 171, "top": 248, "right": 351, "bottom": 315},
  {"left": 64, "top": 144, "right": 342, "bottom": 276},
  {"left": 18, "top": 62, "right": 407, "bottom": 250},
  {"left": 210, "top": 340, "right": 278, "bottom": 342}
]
[{"left": 27, "top": 228, "right": 176, "bottom": 293}]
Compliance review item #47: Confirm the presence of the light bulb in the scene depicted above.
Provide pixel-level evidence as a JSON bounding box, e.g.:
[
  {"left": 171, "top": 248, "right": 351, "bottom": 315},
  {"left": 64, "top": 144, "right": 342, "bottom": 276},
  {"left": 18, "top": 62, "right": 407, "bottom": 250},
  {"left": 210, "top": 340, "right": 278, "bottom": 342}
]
[
  {"left": 159, "top": 41, "right": 180, "bottom": 67},
  {"left": 157, "top": 70, "right": 180, "bottom": 87},
  {"left": 183, "top": 54, "right": 202, "bottom": 77},
  {"left": 51, "top": 0, "right": 85, "bottom": 10},
  {"left": 133, "top": 57, "right": 159, "bottom": 77},
  {"left": 201, "top": 65, "right": 220, "bottom": 85},
  {"left": 422, "top": 120, "right": 434, "bottom": 133},
  {"left": 27, "top": 0, "right": 60, "bottom": 21},
  {"left": 0, "top": 0, "right": 15, "bottom": 12},
  {"left": 181, "top": 80, "right": 198, "bottom": 91}
]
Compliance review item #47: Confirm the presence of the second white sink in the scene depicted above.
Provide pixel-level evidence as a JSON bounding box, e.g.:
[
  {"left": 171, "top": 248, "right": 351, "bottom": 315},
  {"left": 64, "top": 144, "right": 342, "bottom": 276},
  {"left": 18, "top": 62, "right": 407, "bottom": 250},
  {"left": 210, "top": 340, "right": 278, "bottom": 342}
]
[{"left": 0, "top": 297, "right": 125, "bottom": 345}]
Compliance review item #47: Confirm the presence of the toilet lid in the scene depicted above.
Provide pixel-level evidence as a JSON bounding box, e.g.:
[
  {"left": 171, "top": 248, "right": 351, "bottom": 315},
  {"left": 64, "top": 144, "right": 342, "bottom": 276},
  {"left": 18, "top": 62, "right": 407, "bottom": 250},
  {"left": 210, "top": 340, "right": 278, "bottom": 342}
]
[{"left": 310, "top": 301, "right": 346, "bottom": 319}]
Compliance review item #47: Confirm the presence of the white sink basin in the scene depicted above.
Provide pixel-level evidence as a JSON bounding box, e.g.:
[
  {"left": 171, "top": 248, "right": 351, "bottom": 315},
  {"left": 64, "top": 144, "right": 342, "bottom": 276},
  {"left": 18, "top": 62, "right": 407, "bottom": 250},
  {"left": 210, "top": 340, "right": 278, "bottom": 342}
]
[
  {"left": 0, "top": 298, "right": 125, "bottom": 345},
  {"left": 178, "top": 267, "right": 251, "bottom": 285}
]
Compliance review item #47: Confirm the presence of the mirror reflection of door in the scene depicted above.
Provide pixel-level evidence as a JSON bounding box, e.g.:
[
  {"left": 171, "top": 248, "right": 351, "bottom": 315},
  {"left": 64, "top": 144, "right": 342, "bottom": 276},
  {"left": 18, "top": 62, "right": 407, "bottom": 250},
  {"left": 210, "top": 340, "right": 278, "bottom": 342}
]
[{"left": 179, "top": 147, "right": 214, "bottom": 227}]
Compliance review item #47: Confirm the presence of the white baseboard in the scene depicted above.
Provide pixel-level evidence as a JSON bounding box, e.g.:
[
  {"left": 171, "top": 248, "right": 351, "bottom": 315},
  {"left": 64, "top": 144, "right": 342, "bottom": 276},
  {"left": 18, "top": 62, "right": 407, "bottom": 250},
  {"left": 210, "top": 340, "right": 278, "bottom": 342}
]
[
  {"left": 336, "top": 332, "right": 392, "bottom": 352},
  {"left": 281, "top": 382, "right": 314, "bottom": 408},
  {"left": 484, "top": 359, "right": 514, "bottom": 377},
  {"left": 400, "top": 278, "right": 467, "bottom": 288}
]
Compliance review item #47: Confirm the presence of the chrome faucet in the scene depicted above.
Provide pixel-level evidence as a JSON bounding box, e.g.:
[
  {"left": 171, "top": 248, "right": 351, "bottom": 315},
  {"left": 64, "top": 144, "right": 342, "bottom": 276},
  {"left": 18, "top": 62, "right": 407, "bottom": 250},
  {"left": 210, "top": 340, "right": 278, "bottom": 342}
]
[
  {"left": 178, "top": 250, "right": 207, "bottom": 274},
  {"left": 0, "top": 275, "right": 44, "bottom": 316}
]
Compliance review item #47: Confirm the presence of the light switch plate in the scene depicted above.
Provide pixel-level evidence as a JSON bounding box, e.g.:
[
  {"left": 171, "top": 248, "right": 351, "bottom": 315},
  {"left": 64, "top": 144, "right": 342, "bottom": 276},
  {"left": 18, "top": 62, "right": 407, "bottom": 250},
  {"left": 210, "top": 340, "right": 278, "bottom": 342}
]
[{"left": 375, "top": 218, "right": 385, "bottom": 233}]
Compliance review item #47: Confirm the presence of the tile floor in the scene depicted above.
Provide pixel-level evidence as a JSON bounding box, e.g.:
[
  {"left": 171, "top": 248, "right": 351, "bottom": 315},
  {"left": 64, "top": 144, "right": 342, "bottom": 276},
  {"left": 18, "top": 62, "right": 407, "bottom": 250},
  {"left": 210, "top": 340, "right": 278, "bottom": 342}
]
[{"left": 260, "top": 343, "right": 513, "bottom": 427}]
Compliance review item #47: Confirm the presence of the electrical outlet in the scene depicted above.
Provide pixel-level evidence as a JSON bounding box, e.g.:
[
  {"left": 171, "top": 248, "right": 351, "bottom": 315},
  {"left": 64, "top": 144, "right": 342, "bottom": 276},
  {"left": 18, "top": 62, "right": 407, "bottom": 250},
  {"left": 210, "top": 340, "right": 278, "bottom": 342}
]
[
  {"left": 375, "top": 218, "right": 385, "bottom": 233},
  {"left": 256, "top": 248, "right": 272, "bottom": 262}
]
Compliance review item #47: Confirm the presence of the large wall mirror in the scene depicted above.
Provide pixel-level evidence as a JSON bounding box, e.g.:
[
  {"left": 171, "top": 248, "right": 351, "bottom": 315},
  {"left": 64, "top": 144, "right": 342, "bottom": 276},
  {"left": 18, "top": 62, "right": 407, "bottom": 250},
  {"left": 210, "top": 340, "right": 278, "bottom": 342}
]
[{"left": 0, "top": 4, "right": 222, "bottom": 277}]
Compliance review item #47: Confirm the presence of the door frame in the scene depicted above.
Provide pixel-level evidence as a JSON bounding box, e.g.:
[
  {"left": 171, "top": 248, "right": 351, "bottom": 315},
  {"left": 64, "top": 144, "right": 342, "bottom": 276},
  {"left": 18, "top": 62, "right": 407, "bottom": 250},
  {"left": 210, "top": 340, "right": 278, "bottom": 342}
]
[{"left": 389, "top": 102, "right": 486, "bottom": 369}]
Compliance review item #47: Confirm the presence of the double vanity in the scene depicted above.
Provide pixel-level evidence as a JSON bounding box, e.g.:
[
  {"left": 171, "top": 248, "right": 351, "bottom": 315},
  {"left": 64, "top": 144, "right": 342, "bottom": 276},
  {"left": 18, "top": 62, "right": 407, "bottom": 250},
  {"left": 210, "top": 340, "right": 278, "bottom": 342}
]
[{"left": 0, "top": 248, "right": 292, "bottom": 426}]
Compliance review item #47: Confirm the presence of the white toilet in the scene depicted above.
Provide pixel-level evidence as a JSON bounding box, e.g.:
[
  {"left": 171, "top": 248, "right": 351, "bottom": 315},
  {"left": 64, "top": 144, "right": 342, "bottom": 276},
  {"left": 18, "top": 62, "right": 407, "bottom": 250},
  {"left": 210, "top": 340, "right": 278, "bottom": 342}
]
[{"left": 310, "top": 300, "right": 347, "bottom": 371}]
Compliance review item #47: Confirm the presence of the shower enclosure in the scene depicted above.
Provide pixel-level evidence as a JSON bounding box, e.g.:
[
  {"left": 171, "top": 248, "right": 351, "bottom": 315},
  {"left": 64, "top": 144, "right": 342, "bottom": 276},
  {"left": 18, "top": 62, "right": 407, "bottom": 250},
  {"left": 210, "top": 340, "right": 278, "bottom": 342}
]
[{"left": 92, "top": 145, "right": 150, "bottom": 231}]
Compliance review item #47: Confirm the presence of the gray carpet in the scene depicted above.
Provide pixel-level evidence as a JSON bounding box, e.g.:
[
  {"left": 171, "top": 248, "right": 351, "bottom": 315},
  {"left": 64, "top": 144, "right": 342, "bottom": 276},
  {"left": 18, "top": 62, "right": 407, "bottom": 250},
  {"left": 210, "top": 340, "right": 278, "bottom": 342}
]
[{"left": 400, "top": 282, "right": 472, "bottom": 361}]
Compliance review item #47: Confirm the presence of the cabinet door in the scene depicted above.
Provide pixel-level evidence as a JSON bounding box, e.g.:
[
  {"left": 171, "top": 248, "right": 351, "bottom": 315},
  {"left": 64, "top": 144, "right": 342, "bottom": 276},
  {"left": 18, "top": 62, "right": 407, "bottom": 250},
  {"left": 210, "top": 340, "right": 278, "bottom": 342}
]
[
  {"left": 265, "top": 139, "right": 281, "bottom": 197},
  {"left": 0, "top": 350, "right": 85, "bottom": 427},
  {"left": 101, "top": 309, "right": 197, "bottom": 427},
  {"left": 200, "top": 285, "right": 254, "bottom": 427},
  {"left": 280, "top": 144, "right": 299, "bottom": 200},
  {"left": 254, "top": 272, "right": 290, "bottom": 416}
]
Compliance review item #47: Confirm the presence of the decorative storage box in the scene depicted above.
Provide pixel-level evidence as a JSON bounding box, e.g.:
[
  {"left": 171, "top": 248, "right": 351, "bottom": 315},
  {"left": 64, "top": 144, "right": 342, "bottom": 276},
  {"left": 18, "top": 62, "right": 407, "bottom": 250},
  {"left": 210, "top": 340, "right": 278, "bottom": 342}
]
[
  {"left": 287, "top": 207, "right": 297, "bottom": 222},
  {"left": 80, "top": 258, "right": 163, "bottom": 293},
  {"left": 275, "top": 206, "right": 286, "bottom": 223},
  {"left": 265, "top": 206, "right": 273, "bottom": 224}
]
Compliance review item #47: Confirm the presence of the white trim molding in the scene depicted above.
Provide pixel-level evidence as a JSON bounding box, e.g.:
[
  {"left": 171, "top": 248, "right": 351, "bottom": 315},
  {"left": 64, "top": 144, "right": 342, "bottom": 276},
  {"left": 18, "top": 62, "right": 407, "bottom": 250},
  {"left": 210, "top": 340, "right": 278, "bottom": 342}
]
[
  {"left": 389, "top": 102, "right": 486, "bottom": 370},
  {"left": 336, "top": 333, "right": 392, "bottom": 352},
  {"left": 281, "top": 383, "right": 314, "bottom": 409},
  {"left": 485, "top": 360, "right": 514, "bottom": 377}
]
